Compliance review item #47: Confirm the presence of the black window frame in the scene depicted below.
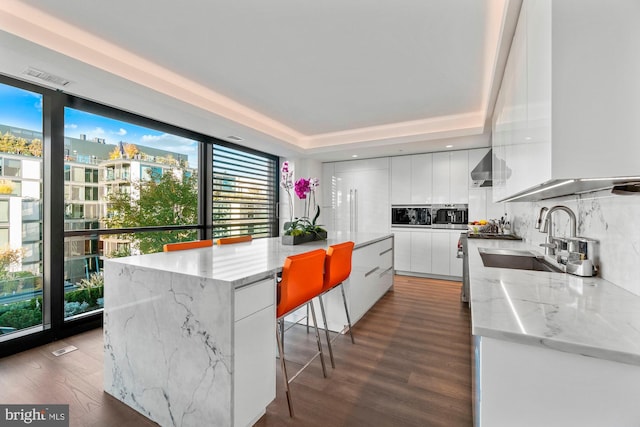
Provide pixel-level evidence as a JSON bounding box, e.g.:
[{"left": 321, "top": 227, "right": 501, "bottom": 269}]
[{"left": 0, "top": 73, "right": 280, "bottom": 357}]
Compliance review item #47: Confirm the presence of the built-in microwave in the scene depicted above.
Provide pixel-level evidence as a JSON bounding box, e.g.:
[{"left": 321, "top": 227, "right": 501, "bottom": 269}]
[
  {"left": 391, "top": 205, "right": 431, "bottom": 227},
  {"left": 431, "top": 204, "right": 468, "bottom": 229}
]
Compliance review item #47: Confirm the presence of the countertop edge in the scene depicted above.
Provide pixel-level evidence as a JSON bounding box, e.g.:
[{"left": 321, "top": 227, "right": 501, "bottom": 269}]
[{"left": 468, "top": 237, "right": 640, "bottom": 367}]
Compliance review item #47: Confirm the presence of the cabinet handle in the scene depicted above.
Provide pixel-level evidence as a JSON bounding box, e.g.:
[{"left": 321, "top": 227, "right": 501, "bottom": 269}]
[
  {"left": 379, "top": 247, "right": 393, "bottom": 256},
  {"left": 349, "top": 189, "right": 354, "bottom": 232},
  {"left": 365, "top": 266, "right": 380, "bottom": 277},
  {"left": 354, "top": 188, "right": 358, "bottom": 232}
]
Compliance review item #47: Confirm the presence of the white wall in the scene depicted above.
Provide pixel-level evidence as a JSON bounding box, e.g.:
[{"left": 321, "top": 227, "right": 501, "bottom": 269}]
[{"left": 507, "top": 189, "right": 640, "bottom": 296}]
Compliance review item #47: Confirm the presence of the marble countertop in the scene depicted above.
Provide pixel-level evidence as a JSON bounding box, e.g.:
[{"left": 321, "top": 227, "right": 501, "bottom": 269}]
[
  {"left": 105, "top": 232, "right": 392, "bottom": 288},
  {"left": 469, "top": 237, "right": 640, "bottom": 366}
]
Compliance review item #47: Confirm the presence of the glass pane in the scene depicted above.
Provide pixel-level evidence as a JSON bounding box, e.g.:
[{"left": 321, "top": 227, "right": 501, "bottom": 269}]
[
  {"left": 63, "top": 229, "right": 198, "bottom": 319},
  {"left": 63, "top": 108, "right": 200, "bottom": 314},
  {"left": 0, "top": 82, "right": 44, "bottom": 339}
]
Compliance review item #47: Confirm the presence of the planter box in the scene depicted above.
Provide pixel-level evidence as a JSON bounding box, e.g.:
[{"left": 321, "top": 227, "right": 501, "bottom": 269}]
[{"left": 281, "top": 230, "right": 327, "bottom": 245}]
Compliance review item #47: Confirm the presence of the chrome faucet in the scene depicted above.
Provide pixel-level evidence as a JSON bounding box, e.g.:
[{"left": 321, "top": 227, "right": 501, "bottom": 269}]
[
  {"left": 538, "top": 205, "right": 577, "bottom": 256},
  {"left": 535, "top": 207, "right": 548, "bottom": 230}
]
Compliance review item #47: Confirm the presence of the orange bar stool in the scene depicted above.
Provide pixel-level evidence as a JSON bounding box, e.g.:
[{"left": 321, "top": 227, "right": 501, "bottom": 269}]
[
  {"left": 216, "top": 235, "right": 252, "bottom": 245},
  {"left": 276, "top": 249, "right": 327, "bottom": 417},
  {"left": 317, "top": 241, "right": 355, "bottom": 368},
  {"left": 163, "top": 239, "right": 213, "bottom": 252}
]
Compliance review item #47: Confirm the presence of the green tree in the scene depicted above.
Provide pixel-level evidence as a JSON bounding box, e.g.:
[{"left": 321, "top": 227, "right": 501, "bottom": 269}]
[{"left": 104, "top": 169, "right": 198, "bottom": 254}]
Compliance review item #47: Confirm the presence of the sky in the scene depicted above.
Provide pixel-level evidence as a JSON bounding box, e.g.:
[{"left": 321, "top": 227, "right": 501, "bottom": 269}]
[{"left": 0, "top": 82, "right": 199, "bottom": 166}]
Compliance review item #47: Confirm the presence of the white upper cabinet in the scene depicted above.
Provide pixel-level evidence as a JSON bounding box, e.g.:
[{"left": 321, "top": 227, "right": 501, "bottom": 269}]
[
  {"left": 433, "top": 151, "right": 469, "bottom": 204},
  {"left": 493, "top": 0, "right": 640, "bottom": 202},
  {"left": 390, "top": 156, "right": 412, "bottom": 204},
  {"left": 449, "top": 151, "right": 469, "bottom": 204},
  {"left": 411, "top": 154, "right": 433, "bottom": 204},
  {"left": 390, "top": 154, "right": 432, "bottom": 204}
]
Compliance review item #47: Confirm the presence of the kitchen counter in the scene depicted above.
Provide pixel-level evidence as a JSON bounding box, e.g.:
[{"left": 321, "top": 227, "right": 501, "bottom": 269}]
[
  {"left": 103, "top": 232, "right": 394, "bottom": 427},
  {"left": 469, "top": 237, "right": 640, "bottom": 366},
  {"left": 106, "top": 231, "right": 392, "bottom": 288}
]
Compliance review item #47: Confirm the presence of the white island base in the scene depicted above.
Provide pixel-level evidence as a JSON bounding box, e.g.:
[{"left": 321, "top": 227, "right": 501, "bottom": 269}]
[{"left": 103, "top": 233, "right": 394, "bottom": 427}]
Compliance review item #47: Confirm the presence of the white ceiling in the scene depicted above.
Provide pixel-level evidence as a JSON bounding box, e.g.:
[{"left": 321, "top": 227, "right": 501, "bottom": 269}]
[{"left": 0, "top": 0, "right": 520, "bottom": 161}]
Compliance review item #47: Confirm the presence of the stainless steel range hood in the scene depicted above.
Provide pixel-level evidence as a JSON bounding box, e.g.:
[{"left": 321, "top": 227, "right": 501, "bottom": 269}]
[{"left": 470, "top": 149, "right": 493, "bottom": 187}]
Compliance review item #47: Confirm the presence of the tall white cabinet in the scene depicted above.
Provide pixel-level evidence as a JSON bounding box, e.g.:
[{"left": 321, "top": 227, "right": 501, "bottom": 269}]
[{"left": 323, "top": 158, "right": 389, "bottom": 234}]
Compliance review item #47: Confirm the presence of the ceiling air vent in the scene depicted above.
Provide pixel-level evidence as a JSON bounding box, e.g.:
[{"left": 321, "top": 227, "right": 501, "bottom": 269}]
[
  {"left": 23, "top": 67, "right": 71, "bottom": 87},
  {"left": 227, "top": 136, "right": 243, "bottom": 142}
]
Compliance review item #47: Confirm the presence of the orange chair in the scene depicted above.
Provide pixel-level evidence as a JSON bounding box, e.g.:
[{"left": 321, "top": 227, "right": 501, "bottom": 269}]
[
  {"left": 276, "top": 249, "right": 327, "bottom": 417},
  {"left": 317, "top": 241, "right": 355, "bottom": 368},
  {"left": 163, "top": 239, "right": 213, "bottom": 252},
  {"left": 216, "top": 235, "right": 252, "bottom": 245}
]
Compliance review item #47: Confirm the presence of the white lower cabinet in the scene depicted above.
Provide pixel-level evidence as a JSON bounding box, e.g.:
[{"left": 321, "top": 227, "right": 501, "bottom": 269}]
[
  {"left": 233, "top": 278, "right": 276, "bottom": 427},
  {"left": 431, "top": 230, "right": 451, "bottom": 276},
  {"left": 475, "top": 336, "right": 640, "bottom": 427},
  {"left": 350, "top": 237, "right": 394, "bottom": 323},
  {"left": 393, "top": 229, "right": 462, "bottom": 278},
  {"left": 318, "top": 236, "right": 394, "bottom": 332}
]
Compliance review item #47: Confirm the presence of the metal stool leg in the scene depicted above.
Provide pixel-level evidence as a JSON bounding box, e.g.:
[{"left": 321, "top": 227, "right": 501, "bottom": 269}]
[
  {"left": 317, "top": 294, "right": 336, "bottom": 368},
  {"left": 276, "top": 319, "right": 294, "bottom": 417},
  {"left": 340, "top": 283, "right": 355, "bottom": 344},
  {"left": 308, "top": 302, "right": 327, "bottom": 378}
]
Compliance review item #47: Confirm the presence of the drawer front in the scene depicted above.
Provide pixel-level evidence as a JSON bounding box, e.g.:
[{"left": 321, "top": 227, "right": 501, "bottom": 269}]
[{"left": 234, "top": 277, "right": 275, "bottom": 322}]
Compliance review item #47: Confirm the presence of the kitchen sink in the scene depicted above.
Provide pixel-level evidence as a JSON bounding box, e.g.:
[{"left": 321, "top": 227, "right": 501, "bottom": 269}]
[
  {"left": 467, "top": 232, "right": 522, "bottom": 240},
  {"left": 478, "top": 248, "right": 563, "bottom": 273}
]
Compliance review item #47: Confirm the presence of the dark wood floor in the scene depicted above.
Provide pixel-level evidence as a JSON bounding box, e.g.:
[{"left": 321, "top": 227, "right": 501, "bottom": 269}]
[{"left": 0, "top": 276, "right": 471, "bottom": 427}]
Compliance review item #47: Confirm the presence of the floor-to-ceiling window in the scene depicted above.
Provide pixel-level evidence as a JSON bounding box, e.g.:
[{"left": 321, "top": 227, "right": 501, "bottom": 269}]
[
  {"left": 0, "top": 83, "right": 44, "bottom": 340},
  {"left": 0, "top": 74, "right": 279, "bottom": 356},
  {"left": 62, "top": 107, "right": 201, "bottom": 320}
]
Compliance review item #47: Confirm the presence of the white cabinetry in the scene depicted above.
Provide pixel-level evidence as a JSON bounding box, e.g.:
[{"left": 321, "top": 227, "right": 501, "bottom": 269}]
[
  {"left": 392, "top": 230, "right": 431, "bottom": 274},
  {"left": 394, "top": 229, "right": 460, "bottom": 278},
  {"left": 326, "top": 158, "right": 389, "bottom": 233},
  {"left": 349, "top": 237, "right": 394, "bottom": 324},
  {"left": 411, "top": 231, "right": 432, "bottom": 274},
  {"left": 390, "top": 154, "right": 432, "bottom": 204},
  {"left": 476, "top": 336, "right": 640, "bottom": 427},
  {"left": 392, "top": 230, "right": 411, "bottom": 272},
  {"left": 234, "top": 278, "right": 276, "bottom": 427},
  {"left": 493, "top": 0, "right": 640, "bottom": 202},
  {"left": 319, "top": 236, "right": 394, "bottom": 332},
  {"left": 432, "top": 151, "right": 469, "bottom": 204},
  {"left": 430, "top": 230, "right": 462, "bottom": 277}
]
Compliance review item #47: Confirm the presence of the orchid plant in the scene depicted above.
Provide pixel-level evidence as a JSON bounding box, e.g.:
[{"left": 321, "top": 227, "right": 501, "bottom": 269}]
[{"left": 280, "top": 161, "right": 325, "bottom": 238}]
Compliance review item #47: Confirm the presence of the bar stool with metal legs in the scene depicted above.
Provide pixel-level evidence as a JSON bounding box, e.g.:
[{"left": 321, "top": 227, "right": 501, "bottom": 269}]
[
  {"left": 276, "top": 249, "right": 328, "bottom": 417},
  {"left": 317, "top": 241, "right": 355, "bottom": 368}
]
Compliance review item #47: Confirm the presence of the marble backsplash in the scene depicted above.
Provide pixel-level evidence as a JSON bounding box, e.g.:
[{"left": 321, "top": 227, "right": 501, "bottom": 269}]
[{"left": 506, "top": 189, "right": 640, "bottom": 296}]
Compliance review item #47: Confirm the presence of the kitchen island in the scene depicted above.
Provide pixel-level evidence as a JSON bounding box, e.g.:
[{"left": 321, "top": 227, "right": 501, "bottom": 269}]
[
  {"left": 468, "top": 237, "right": 640, "bottom": 427},
  {"left": 103, "top": 232, "right": 394, "bottom": 427}
]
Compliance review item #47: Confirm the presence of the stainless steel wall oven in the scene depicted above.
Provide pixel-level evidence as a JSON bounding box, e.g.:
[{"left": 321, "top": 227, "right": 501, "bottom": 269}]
[{"left": 391, "top": 205, "right": 431, "bottom": 227}]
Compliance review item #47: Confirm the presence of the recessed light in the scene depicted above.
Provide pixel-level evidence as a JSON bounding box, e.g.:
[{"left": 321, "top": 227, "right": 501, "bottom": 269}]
[
  {"left": 446, "top": 145, "right": 453, "bottom": 148},
  {"left": 351, "top": 154, "right": 358, "bottom": 158}
]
